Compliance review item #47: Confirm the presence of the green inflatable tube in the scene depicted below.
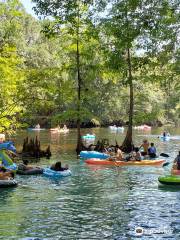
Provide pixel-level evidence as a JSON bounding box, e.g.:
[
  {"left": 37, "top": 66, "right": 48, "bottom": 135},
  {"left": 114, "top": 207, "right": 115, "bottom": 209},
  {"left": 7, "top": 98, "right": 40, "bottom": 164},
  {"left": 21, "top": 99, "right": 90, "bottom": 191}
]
[
  {"left": 0, "top": 150, "right": 14, "bottom": 166},
  {"left": 158, "top": 175, "right": 180, "bottom": 185}
]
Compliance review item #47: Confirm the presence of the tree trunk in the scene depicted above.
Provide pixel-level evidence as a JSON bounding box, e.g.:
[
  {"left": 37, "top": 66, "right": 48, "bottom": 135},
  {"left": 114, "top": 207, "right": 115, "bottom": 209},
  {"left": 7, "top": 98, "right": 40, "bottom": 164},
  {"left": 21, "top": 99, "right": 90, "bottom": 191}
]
[
  {"left": 75, "top": 7, "right": 83, "bottom": 155},
  {"left": 121, "top": 48, "right": 134, "bottom": 153}
]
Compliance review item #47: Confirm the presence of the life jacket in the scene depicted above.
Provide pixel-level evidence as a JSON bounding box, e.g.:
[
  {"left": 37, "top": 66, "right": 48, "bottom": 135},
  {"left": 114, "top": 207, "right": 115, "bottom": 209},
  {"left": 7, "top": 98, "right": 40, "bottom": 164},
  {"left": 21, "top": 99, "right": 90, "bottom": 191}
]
[{"left": 177, "top": 156, "right": 180, "bottom": 166}]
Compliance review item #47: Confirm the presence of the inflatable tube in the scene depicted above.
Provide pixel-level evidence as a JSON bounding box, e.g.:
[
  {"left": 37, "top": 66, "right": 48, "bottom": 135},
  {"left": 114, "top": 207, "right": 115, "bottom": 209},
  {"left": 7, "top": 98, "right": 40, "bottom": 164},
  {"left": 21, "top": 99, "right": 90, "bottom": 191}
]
[
  {"left": 109, "top": 126, "right": 117, "bottom": 131},
  {"left": 82, "top": 134, "right": 95, "bottom": 139},
  {"left": 0, "top": 150, "right": 17, "bottom": 172},
  {"left": 109, "top": 126, "right": 124, "bottom": 131},
  {"left": 134, "top": 125, "right": 151, "bottom": 130},
  {"left": 27, "top": 128, "right": 45, "bottom": 131},
  {"left": 0, "top": 142, "right": 16, "bottom": 152},
  {"left": 80, "top": 151, "right": 110, "bottom": 159},
  {"left": 0, "top": 150, "right": 14, "bottom": 166},
  {"left": 6, "top": 163, "right": 17, "bottom": 171},
  {"left": 59, "top": 129, "right": 69, "bottom": 133},
  {"left": 143, "top": 126, "right": 151, "bottom": 130},
  {"left": 117, "top": 127, "right": 124, "bottom": 131},
  {"left": 43, "top": 168, "right": 71, "bottom": 178},
  {"left": 50, "top": 128, "right": 69, "bottom": 133},
  {"left": 0, "top": 179, "right": 17, "bottom": 188},
  {"left": 17, "top": 168, "right": 43, "bottom": 175},
  {"left": 158, "top": 175, "right": 180, "bottom": 185},
  {"left": 85, "top": 158, "right": 165, "bottom": 166},
  {"left": 160, "top": 136, "right": 170, "bottom": 141}
]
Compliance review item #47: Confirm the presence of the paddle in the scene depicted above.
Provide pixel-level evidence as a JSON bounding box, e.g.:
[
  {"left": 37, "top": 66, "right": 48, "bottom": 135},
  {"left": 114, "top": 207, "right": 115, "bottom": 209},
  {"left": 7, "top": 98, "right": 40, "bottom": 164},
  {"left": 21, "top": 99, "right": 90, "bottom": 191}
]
[
  {"left": 160, "top": 153, "right": 169, "bottom": 157},
  {"left": 162, "top": 162, "right": 170, "bottom": 167},
  {"left": 159, "top": 153, "right": 170, "bottom": 167}
]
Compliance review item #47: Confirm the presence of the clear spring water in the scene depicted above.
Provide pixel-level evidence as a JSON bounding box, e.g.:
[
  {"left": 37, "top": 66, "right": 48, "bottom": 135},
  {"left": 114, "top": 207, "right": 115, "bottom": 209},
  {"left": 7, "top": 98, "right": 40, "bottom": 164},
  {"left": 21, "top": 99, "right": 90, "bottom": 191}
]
[{"left": 0, "top": 127, "right": 180, "bottom": 240}]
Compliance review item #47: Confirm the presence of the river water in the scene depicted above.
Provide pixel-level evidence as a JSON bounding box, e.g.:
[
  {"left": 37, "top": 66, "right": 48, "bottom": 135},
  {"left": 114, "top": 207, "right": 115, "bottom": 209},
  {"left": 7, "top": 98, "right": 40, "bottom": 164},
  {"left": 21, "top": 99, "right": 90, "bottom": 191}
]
[{"left": 0, "top": 127, "right": 180, "bottom": 240}]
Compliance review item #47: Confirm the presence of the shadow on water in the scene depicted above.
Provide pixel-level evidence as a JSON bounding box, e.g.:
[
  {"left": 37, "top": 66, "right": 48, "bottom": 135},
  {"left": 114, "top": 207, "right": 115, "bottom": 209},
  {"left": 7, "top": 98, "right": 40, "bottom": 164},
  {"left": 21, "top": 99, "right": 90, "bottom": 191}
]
[{"left": 158, "top": 184, "right": 180, "bottom": 192}]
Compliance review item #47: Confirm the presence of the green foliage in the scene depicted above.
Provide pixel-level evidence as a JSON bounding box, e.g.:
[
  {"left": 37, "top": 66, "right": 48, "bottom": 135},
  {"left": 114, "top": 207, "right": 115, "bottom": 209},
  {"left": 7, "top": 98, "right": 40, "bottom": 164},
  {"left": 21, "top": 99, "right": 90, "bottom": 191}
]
[
  {"left": 0, "top": 0, "right": 179, "bottom": 134},
  {"left": 0, "top": 45, "right": 24, "bottom": 132}
]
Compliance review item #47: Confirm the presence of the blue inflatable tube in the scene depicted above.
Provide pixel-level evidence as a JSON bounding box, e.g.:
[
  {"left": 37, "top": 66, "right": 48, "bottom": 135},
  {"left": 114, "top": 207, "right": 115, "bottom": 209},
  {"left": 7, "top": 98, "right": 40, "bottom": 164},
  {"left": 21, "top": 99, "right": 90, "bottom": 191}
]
[
  {"left": 0, "top": 142, "right": 16, "bottom": 152},
  {"left": 117, "top": 127, "right": 124, "bottom": 131},
  {"left": 82, "top": 134, "right": 96, "bottom": 139},
  {"left": 43, "top": 168, "right": 71, "bottom": 178},
  {"left": 160, "top": 136, "right": 170, "bottom": 141},
  {"left": 80, "top": 151, "right": 110, "bottom": 159},
  {"left": 27, "top": 128, "right": 46, "bottom": 131}
]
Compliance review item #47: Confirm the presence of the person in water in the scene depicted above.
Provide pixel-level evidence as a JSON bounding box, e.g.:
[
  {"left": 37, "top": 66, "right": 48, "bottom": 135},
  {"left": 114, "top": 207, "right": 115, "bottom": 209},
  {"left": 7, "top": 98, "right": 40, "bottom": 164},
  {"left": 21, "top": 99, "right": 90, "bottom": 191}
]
[
  {"left": 130, "top": 147, "right": 142, "bottom": 161},
  {"left": 116, "top": 147, "right": 124, "bottom": 161},
  {"left": 148, "top": 143, "right": 157, "bottom": 158},
  {"left": 172, "top": 151, "right": 180, "bottom": 170},
  {"left": 162, "top": 131, "right": 170, "bottom": 137},
  {"left": 63, "top": 125, "right": 67, "bottom": 130},
  {"left": 50, "top": 161, "right": 69, "bottom": 171},
  {"left": 108, "top": 147, "right": 124, "bottom": 161},
  {"left": 35, "top": 123, "right": 40, "bottom": 129},
  {"left": 0, "top": 167, "right": 14, "bottom": 180},
  {"left": 163, "top": 131, "right": 167, "bottom": 137},
  {"left": 0, "top": 171, "right": 14, "bottom": 180},
  {"left": 0, "top": 134, "right": 5, "bottom": 143},
  {"left": 139, "top": 139, "right": 149, "bottom": 156}
]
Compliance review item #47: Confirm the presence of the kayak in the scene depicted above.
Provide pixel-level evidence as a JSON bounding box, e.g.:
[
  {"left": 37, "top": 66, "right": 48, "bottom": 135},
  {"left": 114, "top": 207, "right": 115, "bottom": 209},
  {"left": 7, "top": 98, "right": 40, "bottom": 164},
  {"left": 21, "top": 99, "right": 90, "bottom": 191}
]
[
  {"left": 85, "top": 158, "right": 165, "bottom": 166},
  {"left": 82, "top": 134, "right": 96, "bottom": 139},
  {"left": 158, "top": 175, "right": 180, "bottom": 185},
  {"left": 80, "top": 151, "right": 110, "bottom": 159},
  {"left": 43, "top": 167, "right": 71, "bottom": 178},
  {"left": 0, "top": 179, "right": 18, "bottom": 188}
]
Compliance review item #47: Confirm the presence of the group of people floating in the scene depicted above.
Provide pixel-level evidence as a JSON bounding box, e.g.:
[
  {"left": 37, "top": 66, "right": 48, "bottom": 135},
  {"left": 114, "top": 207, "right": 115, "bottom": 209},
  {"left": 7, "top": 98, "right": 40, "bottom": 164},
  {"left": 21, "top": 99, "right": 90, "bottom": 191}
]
[
  {"left": 0, "top": 132, "right": 69, "bottom": 181},
  {"left": 35, "top": 123, "right": 68, "bottom": 130},
  {"left": 105, "top": 139, "right": 157, "bottom": 162},
  {"left": 1, "top": 129, "right": 180, "bottom": 181},
  {"left": 0, "top": 158, "right": 69, "bottom": 181},
  {"left": 18, "top": 159, "right": 69, "bottom": 172}
]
